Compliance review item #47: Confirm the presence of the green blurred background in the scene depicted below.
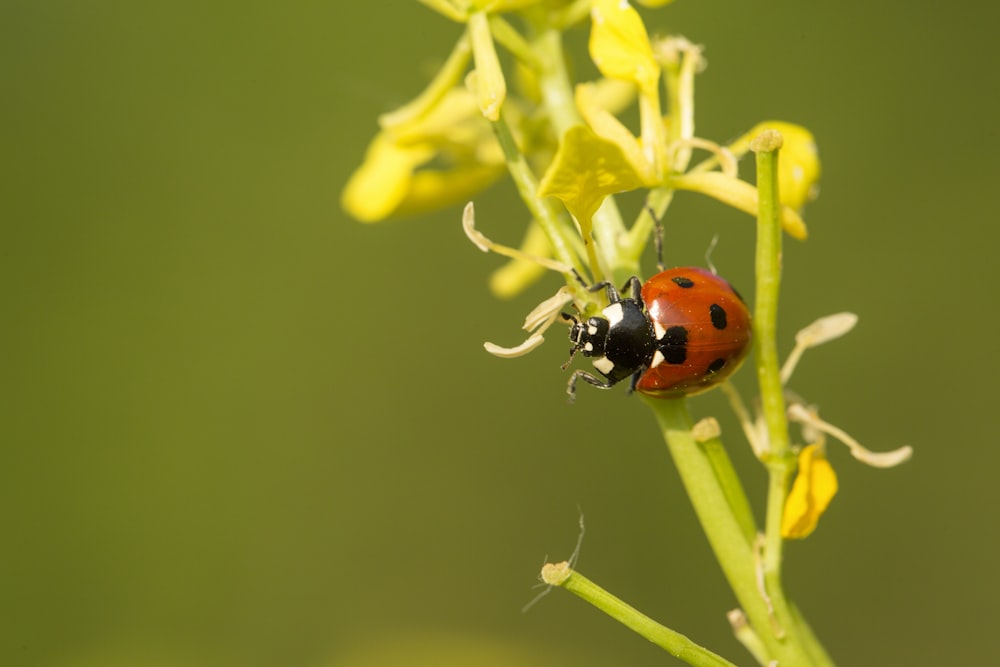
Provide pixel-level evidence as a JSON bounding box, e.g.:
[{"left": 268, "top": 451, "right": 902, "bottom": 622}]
[{"left": 3, "top": 1, "right": 998, "bottom": 665}]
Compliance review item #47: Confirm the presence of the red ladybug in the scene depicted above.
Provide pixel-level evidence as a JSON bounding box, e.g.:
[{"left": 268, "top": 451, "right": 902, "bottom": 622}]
[{"left": 564, "top": 267, "right": 752, "bottom": 399}]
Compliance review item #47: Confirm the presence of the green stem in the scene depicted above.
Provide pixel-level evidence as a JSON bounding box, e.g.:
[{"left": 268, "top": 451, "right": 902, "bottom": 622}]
[
  {"left": 699, "top": 432, "right": 758, "bottom": 545},
  {"left": 377, "top": 33, "right": 471, "bottom": 129},
  {"left": 544, "top": 564, "right": 737, "bottom": 667},
  {"left": 529, "top": 22, "right": 637, "bottom": 285},
  {"left": 644, "top": 397, "right": 814, "bottom": 665},
  {"left": 750, "top": 131, "right": 832, "bottom": 664},
  {"left": 751, "top": 131, "right": 792, "bottom": 583},
  {"left": 488, "top": 15, "right": 541, "bottom": 70},
  {"left": 492, "top": 113, "right": 585, "bottom": 278}
]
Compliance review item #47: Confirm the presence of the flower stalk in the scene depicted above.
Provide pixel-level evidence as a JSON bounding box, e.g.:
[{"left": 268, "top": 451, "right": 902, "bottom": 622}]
[{"left": 541, "top": 562, "right": 737, "bottom": 667}]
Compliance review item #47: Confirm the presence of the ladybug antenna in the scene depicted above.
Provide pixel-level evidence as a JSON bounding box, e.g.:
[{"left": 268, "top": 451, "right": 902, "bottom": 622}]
[
  {"left": 646, "top": 205, "right": 666, "bottom": 272},
  {"left": 569, "top": 267, "right": 590, "bottom": 290},
  {"left": 704, "top": 233, "right": 720, "bottom": 275}
]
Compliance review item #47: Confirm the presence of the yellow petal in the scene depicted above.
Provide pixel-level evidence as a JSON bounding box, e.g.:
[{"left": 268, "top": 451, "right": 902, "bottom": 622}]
[
  {"left": 589, "top": 0, "right": 660, "bottom": 96},
  {"left": 395, "top": 163, "right": 506, "bottom": 218},
  {"left": 730, "top": 121, "right": 821, "bottom": 211},
  {"left": 575, "top": 82, "right": 656, "bottom": 184},
  {"left": 538, "top": 124, "right": 645, "bottom": 224},
  {"left": 473, "top": 0, "right": 544, "bottom": 10},
  {"left": 468, "top": 12, "right": 507, "bottom": 121},
  {"left": 781, "top": 444, "right": 839, "bottom": 539},
  {"left": 669, "top": 172, "right": 809, "bottom": 240},
  {"left": 341, "top": 134, "right": 435, "bottom": 223}
]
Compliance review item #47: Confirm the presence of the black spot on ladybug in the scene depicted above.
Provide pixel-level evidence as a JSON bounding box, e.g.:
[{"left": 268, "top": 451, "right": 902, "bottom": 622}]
[
  {"left": 709, "top": 304, "right": 727, "bottom": 330},
  {"left": 660, "top": 325, "right": 688, "bottom": 364},
  {"left": 672, "top": 276, "right": 695, "bottom": 288},
  {"left": 706, "top": 358, "right": 727, "bottom": 374}
]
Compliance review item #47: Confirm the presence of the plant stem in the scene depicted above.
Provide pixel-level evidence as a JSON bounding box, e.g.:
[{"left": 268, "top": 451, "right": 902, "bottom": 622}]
[
  {"left": 542, "top": 563, "right": 737, "bottom": 667},
  {"left": 491, "top": 113, "right": 584, "bottom": 278},
  {"left": 699, "top": 432, "right": 758, "bottom": 545},
  {"left": 750, "top": 130, "right": 793, "bottom": 586},
  {"left": 529, "top": 22, "right": 637, "bottom": 285},
  {"left": 750, "top": 131, "right": 833, "bottom": 665},
  {"left": 643, "top": 397, "right": 814, "bottom": 665}
]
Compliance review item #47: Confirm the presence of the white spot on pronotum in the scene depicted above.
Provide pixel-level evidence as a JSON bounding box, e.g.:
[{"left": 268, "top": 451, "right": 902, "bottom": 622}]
[
  {"left": 651, "top": 350, "right": 664, "bottom": 368},
  {"left": 593, "top": 356, "right": 615, "bottom": 375},
  {"left": 587, "top": 324, "right": 598, "bottom": 336},
  {"left": 653, "top": 320, "right": 667, "bottom": 340},
  {"left": 583, "top": 342, "right": 594, "bottom": 353},
  {"left": 603, "top": 302, "right": 625, "bottom": 327}
]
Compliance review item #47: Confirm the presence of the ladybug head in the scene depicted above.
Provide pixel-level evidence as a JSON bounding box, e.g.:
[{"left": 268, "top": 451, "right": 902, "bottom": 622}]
[{"left": 562, "top": 313, "right": 611, "bottom": 371}]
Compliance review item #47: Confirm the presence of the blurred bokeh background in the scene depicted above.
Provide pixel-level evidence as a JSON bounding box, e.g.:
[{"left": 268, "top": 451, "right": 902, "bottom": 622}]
[{"left": 3, "top": 1, "right": 999, "bottom": 665}]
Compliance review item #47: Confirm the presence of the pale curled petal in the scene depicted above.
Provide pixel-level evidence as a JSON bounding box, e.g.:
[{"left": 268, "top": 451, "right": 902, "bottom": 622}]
[
  {"left": 796, "top": 312, "right": 859, "bottom": 347},
  {"left": 483, "top": 286, "right": 573, "bottom": 359},
  {"left": 522, "top": 286, "right": 573, "bottom": 332},
  {"left": 484, "top": 334, "right": 546, "bottom": 358},
  {"left": 781, "top": 312, "right": 859, "bottom": 384},
  {"left": 787, "top": 403, "right": 913, "bottom": 468},
  {"left": 462, "top": 202, "right": 572, "bottom": 272}
]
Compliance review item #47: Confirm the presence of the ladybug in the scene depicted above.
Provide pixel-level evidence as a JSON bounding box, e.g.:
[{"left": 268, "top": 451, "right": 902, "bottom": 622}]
[{"left": 563, "top": 267, "right": 752, "bottom": 400}]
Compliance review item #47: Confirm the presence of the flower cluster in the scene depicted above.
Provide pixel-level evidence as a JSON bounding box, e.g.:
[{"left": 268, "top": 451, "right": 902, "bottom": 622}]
[
  {"left": 342, "top": 0, "right": 908, "bottom": 541},
  {"left": 343, "top": 3, "right": 912, "bottom": 663}
]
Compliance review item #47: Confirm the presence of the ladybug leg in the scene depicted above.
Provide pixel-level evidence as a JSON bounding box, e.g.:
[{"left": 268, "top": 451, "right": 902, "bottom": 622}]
[
  {"left": 567, "top": 369, "right": 614, "bottom": 402},
  {"left": 625, "top": 368, "right": 645, "bottom": 395},
  {"left": 587, "top": 277, "right": 642, "bottom": 304},
  {"left": 585, "top": 280, "right": 618, "bottom": 300},
  {"left": 625, "top": 276, "right": 643, "bottom": 301}
]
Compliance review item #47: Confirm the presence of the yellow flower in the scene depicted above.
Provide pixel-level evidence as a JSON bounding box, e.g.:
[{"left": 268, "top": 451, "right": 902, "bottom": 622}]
[
  {"left": 781, "top": 444, "right": 838, "bottom": 540},
  {"left": 575, "top": 81, "right": 656, "bottom": 184},
  {"left": 341, "top": 89, "right": 506, "bottom": 222},
  {"left": 538, "top": 124, "right": 646, "bottom": 225},
  {"left": 589, "top": 0, "right": 660, "bottom": 97}
]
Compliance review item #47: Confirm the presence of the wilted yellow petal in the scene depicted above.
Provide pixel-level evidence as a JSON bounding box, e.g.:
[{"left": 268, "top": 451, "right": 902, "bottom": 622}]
[
  {"left": 781, "top": 444, "right": 838, "bottom": 540},
  {"left": 589, "top": 0, "right": 660, "bottom": 96},
  {"left": 341, "top": 134, "right": 435, "bottom": 223},
  {"left": 670, "top": 172, "right": 809, "bottom": 240},
  {"left": 538, "top": 125, "right": 645, "bottom": 224},
  {"left": 468, "top": 12, "right": 507, "bottom": 121},
  {"left": 730, "top": 121, "right": 821, "bottom": 211}
]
